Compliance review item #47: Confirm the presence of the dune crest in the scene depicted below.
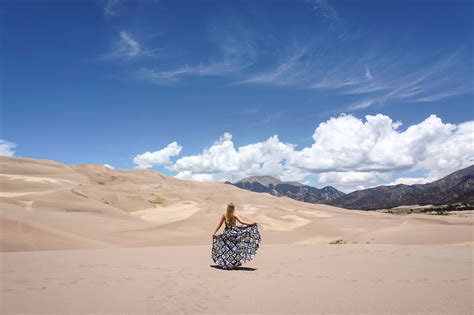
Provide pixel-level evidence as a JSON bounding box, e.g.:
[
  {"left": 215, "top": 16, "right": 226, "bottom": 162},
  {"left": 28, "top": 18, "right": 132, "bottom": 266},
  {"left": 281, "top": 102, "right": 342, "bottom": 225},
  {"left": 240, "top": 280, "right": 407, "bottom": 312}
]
[
  {"left": 131, "top": 201, "right": 201, "bottom": 225},
  {"left": 1, "top": 156, "right": 473, "bottom": 252}
]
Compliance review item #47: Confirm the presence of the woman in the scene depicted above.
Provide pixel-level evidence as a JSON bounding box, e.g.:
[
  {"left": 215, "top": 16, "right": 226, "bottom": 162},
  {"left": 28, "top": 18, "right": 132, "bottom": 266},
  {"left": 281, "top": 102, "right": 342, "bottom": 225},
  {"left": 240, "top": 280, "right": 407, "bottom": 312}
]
[{"left": 211, "top": 203, "right": 261, "bottom": 269}]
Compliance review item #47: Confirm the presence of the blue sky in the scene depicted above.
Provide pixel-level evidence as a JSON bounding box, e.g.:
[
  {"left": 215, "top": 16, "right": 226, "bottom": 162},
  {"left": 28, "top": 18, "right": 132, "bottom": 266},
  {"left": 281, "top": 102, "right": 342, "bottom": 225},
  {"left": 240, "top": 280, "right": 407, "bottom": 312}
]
[{"left": 2, "top": 0, "right": 473, "bottom": 191}]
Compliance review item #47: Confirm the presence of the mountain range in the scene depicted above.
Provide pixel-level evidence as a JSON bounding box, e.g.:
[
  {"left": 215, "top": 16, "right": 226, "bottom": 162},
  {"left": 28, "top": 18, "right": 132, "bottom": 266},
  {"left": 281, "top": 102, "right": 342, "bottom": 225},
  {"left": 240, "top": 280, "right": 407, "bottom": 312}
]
[
  {"left": 228, "top": 165, "right": 474, "bottom": 210},
  {"left": 329, "top": 165, "right": 474, "bottom": 210},
  {"left": 226, "top": 176, "right": 345, "bottom": 204}
]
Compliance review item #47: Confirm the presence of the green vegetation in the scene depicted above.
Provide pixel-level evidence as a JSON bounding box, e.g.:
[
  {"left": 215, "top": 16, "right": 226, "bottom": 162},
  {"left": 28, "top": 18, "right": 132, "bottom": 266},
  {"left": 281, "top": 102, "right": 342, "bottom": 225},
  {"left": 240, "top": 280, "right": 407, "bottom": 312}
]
[
  {"left": 382, "top": 202, "right": 473, "bottom": 215},
  {"left": 329, "top": 239, "right": 346, "bottom": 245},
  {"left": 149, "top": 195, "right": 166, "bottom": 205}
]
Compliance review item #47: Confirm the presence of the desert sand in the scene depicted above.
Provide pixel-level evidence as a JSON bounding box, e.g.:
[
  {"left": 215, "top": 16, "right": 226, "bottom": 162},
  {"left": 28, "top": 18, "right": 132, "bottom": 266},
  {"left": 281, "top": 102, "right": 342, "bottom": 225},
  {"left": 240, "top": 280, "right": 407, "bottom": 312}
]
[
  {"left": 1, "top": 244, "right": 472, "bottom": 314},
  {"left": 1, "top": 157, "right": 473, "bottom": 314}
]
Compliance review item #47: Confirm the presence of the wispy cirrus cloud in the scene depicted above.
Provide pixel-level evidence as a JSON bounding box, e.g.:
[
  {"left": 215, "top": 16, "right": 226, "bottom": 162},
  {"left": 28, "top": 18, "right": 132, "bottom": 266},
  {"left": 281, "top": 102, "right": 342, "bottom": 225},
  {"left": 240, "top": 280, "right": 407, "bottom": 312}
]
[
  {"left": 99, "top": 0, "right": 472, "bottom": 107},
  {"left": 342, "top": 49, "right": 474, "bottom": 110},
  {"left": 238, "top": 40, "right": 372, "bottom": 89},
  {"left": 365, "top": 66, "right": 373, "bottom": 80},
  {"left": 238, "top": 46, "right": 312, "bottom": 86},
  {"left": 137, "top": 22, "right": 256, "bottom": 85},
  {"left": 306, "top": 0, "right": 345, "bottom": 35},
  {"left": 104, "top": 31, "right": 159, "bottom": 60},
  {"left": 137, "top": 55, "right": 253, "bottom": 85},
  {"left": 238, "top": 40, "right": 472, "bottom": 110},
  {"left": 408, "top": 84, "right": 474, "bottom": 103},
  {"left": 346, "top": 99, "right": 379, "bottom": 111},
  {"left": 103, "top": 0, "right": 121, "bottom": 17}
]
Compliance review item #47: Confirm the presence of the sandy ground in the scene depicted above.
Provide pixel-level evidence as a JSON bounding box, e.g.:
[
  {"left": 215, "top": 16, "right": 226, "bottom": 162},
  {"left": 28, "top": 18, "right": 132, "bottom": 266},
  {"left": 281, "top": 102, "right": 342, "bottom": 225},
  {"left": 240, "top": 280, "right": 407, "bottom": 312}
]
[
  {"left": 1, "top": 157, "right": 473, "bottom": 314},
  {"left": 1, "top": 157, "right": 473, "bottom": 251},
  {"left": 1, "top": 244, "right": 472, "bottom": 314}
]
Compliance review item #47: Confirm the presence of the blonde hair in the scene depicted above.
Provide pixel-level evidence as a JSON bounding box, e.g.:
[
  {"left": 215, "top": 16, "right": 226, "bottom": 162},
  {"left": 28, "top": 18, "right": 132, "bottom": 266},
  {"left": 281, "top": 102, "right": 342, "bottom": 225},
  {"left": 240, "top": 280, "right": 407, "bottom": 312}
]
[{"left": 225, "top": 203, "right": 235, "bottom": 225}]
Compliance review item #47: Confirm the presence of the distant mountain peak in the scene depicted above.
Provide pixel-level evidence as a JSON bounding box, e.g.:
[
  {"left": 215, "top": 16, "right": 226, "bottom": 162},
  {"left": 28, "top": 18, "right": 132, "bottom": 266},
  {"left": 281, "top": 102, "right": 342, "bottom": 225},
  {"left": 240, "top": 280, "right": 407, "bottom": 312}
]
[
  {"left": 236, "top": 175, "right": 283, "bottom": 187},
  {"left": 231, "top": 176, "right": 345, "bottom": 204}
]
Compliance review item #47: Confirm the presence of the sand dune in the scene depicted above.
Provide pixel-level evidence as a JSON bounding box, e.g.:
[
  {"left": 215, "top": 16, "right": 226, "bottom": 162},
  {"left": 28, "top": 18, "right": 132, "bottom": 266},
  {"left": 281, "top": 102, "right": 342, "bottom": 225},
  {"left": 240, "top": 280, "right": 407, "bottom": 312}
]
[
  {"left": 1, "top": 157, "right": 473, "bottom": 314},
  {"left": 131, "top": 201, "right": 201, "bottom": 225},
  {"left": 1, "top": 244, "right": 472, "bottom": 314},
  {"left": 1, "top": 156, "right": 473, "bottom": 251}
]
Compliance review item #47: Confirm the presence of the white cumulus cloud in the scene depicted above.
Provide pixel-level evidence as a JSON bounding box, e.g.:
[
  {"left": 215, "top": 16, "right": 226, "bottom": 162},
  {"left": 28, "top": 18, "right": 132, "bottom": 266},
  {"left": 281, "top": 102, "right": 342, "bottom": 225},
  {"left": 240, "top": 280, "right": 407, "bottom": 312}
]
[
  {"left": 0, "top": 139, "right": 16, "bottom": 157},
  {"left": 133, "top": 142, "right": 182, "bottom": 169},
  {"left": 290, "top": 114, "right": 471, "bottom": 174},
  {"left": 173, "top": 133, "right": 300, "bottom": 182},
  {"left": 389, "top": 177, "right": 433, "bottom": 186},
  {"left": 131, "top": 114, "right": 473, "bottom": 189},
  {"left": 415, "top": 120, "right": 474, "bottom": 179},
  {"left": 288, "top": 114, "right": 473, "bottom": 186},
  {"left": 317, "top": 171, "right": 388, "bottom": 185}
]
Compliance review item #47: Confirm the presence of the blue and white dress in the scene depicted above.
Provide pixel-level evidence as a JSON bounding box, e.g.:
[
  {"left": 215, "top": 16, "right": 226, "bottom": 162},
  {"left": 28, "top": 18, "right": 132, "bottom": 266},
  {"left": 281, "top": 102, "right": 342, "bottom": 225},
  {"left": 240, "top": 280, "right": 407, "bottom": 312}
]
[{"left": 212, "top": 216, "right": 261, "bottom": 269}]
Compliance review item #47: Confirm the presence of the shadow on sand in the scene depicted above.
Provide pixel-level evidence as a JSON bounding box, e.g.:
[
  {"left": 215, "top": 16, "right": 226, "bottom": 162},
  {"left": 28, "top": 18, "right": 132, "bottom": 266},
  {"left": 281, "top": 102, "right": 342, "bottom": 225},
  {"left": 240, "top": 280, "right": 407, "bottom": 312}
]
[{"left": 210, "top": 265, "right": 257, "bottom": 271}]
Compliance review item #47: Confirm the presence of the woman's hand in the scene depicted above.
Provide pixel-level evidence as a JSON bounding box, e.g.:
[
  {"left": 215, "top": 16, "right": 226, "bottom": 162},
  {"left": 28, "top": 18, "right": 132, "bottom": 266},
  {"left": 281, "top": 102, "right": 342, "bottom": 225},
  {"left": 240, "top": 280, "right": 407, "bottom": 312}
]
[{"left": 235, "top": 215, "right": 257, "bottom": 226}]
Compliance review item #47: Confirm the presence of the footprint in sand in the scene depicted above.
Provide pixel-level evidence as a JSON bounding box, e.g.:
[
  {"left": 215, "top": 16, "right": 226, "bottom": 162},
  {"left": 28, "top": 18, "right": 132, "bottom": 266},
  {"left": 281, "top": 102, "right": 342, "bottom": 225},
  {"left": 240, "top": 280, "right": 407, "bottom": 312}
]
[
  {"left": 26, "top": 287, "right": 47, "bottom": 291},
  {"left": 90, "top": 281, "right": 107, "bottom": 285},
  {"left": 78, "top": 264, "right": 94, "bottom": 268},
  {"left": 43, "top": 277, "right": 56, "bottom": 281},
  {"left": 443, "top": 279, "right": 457, "bottom": 283},
  {"left": 60, "top": 280, "right": 80, "bottom": 285},
  {"left": 343, "top": 278, "right": 359, "bottom": 282},
  {"left": 416, "top": 278, "right": 429, "bottom": 282},
  {"left": 14, "top": 280, "right": 31, "bottom": 284}
]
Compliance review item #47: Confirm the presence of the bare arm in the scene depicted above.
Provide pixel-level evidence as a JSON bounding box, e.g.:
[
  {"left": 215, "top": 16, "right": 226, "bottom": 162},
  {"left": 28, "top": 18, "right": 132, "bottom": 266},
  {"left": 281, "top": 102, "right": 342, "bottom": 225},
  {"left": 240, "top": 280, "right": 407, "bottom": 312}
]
[
  {"left": 235, "top": 215, "right": 256, "bottom": 226},
  {"left": 212, "top": 215, "right": 225, "bottom": 237}
]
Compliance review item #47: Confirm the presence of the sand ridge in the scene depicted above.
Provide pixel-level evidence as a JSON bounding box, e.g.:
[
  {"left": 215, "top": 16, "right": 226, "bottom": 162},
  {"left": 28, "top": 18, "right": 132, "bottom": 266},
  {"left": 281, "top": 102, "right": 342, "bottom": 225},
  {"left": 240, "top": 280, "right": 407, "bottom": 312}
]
[
  {"left": 1, "top": 156, "right": 473, "bottom": 251},
  {"left": 1, "top": 157, "right": 473, "bottom": 314}
]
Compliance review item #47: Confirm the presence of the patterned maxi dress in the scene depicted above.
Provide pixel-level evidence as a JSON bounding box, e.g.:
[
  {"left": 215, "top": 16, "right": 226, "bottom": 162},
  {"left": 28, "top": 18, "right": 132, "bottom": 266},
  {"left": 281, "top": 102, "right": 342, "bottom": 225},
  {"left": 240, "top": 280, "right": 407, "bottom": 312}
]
[{"left": 212, "top": 216, "right": 261, "bottom": 269}]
